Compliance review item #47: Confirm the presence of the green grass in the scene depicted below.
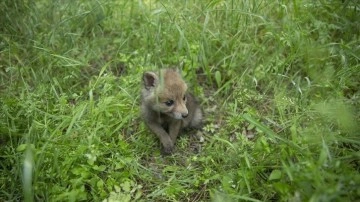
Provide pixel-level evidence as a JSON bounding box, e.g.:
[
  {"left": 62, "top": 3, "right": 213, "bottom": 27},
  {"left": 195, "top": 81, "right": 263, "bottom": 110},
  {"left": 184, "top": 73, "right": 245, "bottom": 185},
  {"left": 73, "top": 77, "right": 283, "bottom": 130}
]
[{"left": 1, "top": 0, "right": 359, "bottom": 201}]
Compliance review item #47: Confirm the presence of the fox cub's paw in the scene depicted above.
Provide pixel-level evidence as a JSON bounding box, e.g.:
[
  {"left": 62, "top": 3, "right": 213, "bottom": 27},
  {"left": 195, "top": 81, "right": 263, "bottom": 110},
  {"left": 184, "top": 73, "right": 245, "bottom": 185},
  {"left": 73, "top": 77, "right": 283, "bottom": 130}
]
[
  {"left": 161, "top": 139, "right": 175, "bottom": 155},
  {"left": 161, "top": 145, "right": 174, "bottom": 155}
]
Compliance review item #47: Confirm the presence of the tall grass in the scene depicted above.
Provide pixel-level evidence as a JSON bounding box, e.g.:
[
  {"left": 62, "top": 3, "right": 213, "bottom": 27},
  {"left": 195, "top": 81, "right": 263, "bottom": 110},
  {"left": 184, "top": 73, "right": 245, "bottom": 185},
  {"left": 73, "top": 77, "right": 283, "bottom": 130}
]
[{"left": 1, "top": 0, "right": 359, "bottom": 201}]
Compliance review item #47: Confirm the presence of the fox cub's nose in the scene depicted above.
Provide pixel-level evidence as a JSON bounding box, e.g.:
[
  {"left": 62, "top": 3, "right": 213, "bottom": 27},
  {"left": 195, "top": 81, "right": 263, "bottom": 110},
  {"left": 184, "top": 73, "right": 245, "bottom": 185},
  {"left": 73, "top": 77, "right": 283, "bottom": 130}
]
[{"left": 182, "top": 113, "right": 188, "bottom": 118}]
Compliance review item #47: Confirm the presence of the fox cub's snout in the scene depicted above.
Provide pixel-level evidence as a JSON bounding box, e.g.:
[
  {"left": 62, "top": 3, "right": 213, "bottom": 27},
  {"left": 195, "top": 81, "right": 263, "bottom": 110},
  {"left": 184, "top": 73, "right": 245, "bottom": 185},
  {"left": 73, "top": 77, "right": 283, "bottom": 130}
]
[{"left": 141, "top": 68, "right": 202, "bottom": 155}]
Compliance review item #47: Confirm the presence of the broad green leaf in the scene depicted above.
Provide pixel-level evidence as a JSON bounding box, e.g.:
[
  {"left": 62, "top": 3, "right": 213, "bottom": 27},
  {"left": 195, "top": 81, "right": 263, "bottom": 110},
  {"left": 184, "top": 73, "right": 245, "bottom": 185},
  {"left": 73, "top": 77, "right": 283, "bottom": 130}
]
[
  {"left": 269, "top": 169, "right": 282, "bottom": 181},
  {"left": 215, "top": 71, "right": 222, "bottom": 88}
]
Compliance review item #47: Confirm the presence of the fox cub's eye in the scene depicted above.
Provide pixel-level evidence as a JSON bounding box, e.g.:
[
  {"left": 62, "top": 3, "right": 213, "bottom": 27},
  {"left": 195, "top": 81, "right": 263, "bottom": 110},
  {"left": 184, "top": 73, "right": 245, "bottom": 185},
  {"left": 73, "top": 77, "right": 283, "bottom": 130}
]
[
  {"left": 164, "top": 100, "right": 174, "bottom": 106},
  {"left": 183, "top": 95, "right": 186, "bottom": 101}
]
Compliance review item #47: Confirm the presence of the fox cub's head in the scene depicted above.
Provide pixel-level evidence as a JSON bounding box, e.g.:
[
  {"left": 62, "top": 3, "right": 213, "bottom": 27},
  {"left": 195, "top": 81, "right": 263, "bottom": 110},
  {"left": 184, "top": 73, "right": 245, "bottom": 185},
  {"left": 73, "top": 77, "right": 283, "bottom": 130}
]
[{"left": 143, "top": 68, "right": 188, "bottom": 119}]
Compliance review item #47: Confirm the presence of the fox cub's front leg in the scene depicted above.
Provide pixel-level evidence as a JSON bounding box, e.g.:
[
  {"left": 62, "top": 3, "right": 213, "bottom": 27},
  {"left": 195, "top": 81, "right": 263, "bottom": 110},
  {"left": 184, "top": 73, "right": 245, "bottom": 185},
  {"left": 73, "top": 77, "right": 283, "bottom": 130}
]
[
  {"left": 169, "top": 120, "right": 182, "bottom": 144},
  {"left": 146, "top": 121, "right": 174, "bottom": 154}
]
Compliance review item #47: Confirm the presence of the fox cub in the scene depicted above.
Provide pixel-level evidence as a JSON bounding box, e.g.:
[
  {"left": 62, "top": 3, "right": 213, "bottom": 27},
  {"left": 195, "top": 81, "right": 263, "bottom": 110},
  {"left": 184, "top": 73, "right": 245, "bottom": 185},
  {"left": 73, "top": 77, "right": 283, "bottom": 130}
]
[{"left": 141, "top": 68, "right": 202, "bottom": 155}]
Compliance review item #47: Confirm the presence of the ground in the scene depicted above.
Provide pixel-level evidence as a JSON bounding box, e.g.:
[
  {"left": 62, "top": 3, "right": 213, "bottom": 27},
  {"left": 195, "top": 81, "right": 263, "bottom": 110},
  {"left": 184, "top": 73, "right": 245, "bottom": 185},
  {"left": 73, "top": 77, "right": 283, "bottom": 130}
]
[{"left": 0, "top": 0, "right": 359, "bottom": 201}]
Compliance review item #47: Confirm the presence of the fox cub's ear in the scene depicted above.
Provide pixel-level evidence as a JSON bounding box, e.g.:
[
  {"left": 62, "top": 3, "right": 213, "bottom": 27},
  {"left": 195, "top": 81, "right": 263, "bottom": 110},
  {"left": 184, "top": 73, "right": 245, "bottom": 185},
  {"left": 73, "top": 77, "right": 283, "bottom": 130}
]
[{"left": 143, "top": 71, "right": 158, "bottom": 90}]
